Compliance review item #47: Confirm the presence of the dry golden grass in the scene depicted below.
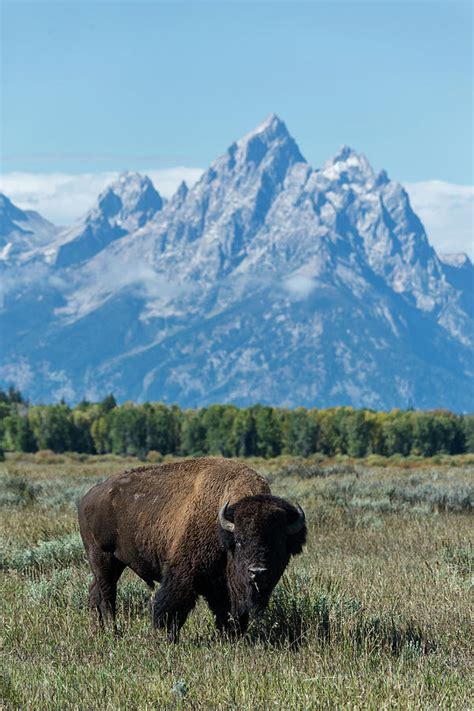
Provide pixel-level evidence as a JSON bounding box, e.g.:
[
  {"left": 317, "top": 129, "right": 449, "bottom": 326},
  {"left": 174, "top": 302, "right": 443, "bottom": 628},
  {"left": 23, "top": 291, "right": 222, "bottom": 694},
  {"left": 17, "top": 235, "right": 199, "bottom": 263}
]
[{"left": 1, "top": 454, "right": 473, "bottom": 709}]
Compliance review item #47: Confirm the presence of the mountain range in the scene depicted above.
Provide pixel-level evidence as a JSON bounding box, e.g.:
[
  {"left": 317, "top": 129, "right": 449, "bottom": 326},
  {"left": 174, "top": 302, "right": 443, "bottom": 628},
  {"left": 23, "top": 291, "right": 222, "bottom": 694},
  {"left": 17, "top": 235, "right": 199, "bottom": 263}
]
[{"left": 0, "top": 114, "right": 472, "bottom": 409}]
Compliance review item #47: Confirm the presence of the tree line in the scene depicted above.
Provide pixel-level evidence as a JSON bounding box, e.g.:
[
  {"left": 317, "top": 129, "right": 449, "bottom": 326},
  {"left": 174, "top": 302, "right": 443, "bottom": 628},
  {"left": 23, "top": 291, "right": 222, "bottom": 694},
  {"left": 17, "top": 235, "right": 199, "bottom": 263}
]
[{"left": 0, "top": 388, "right": 473, "bottom": 459}]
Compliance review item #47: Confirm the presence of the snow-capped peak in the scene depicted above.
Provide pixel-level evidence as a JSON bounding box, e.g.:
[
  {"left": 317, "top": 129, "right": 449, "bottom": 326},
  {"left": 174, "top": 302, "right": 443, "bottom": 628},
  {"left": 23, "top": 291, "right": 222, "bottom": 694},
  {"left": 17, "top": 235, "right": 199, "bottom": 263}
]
[
  {"left": 331, "top": 144, "right": 360, "bottom": 162},
  {"left": 110, "top": 170, "right": 155, "bottom": 197},
  {"left": 232, "top": 114, "right": 306, "bottom": 168},
  {"left": 238, "top": 113, "right": 289, "bottom": 144},
  {"left": 53, "top": 171, "right": 163, "bottom": 268},
  {"left": 97, "top": 171, "right": 163, "bottom": 218},
  {"left": 322, "top": 145, "right": 375, "bottom": 185}
]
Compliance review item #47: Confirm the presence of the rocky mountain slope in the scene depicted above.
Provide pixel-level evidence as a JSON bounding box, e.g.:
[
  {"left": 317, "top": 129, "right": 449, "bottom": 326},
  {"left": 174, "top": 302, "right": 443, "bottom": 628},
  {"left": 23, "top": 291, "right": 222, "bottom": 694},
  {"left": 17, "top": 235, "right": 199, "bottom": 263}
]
[
  {"left": 0, "top": 193, "right": 60, "bottom": 263},
  {"left": 54, "top": 172, "right": 164, "bottom": 268},
  {"left": 0, "top": 115, "right": 472, "bottom": 409}
]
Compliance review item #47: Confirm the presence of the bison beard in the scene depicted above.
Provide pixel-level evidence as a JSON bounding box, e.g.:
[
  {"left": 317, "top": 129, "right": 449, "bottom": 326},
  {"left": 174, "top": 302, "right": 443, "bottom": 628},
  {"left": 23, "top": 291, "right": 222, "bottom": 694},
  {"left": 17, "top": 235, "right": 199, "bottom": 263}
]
[{"left": 78, "top": 457, "right": 306, "bottom": 641}]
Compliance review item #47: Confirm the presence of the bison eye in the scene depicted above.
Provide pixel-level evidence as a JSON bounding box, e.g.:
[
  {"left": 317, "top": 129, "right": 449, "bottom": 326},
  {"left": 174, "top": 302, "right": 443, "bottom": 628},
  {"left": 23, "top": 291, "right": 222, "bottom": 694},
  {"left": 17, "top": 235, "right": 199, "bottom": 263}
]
[{"left": 235, "top": 541, "right": 242, "bottom": 550}]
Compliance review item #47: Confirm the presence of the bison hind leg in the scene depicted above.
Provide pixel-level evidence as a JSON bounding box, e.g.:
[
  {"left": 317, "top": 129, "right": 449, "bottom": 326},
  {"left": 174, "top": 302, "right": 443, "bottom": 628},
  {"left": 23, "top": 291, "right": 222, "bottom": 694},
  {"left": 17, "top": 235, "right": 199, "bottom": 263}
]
[
  {"left": 85, "top": 550, "right": 126, "bottom": 632},
  {"left": 88, "top": 579, "right": 103, "bottom": 626}
]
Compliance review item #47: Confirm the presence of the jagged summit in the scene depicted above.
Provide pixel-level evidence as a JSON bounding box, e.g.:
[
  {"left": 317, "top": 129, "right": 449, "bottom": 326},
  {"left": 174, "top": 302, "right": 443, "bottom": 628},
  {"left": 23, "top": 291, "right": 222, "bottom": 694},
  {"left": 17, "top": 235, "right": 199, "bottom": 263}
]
[
  {"left": 322, "top": 144, "right": 375, "bottom": 184},
  {"left": 239, "top": 113, "right": 290, "bottom": 143},
  {"left": 54, "top": 171, "right": 163, "bottom": 268},
  {"left": 232, "top": 114, "right": 306, "bottom": 168},
  {"left": 97, "top": 171, "right": 163, "bottom": 218},
  {"left": 135, "top": 115, "right": 309, "bottom": 270},
  {"left": 331, "top": 144, "right": 360, "bottom": 162},
  {"left": 116, "top": 170, "right": 149, "bottom": 185},
  {"left": 108, "top": 170, "right": 157, "bottom": 196}
]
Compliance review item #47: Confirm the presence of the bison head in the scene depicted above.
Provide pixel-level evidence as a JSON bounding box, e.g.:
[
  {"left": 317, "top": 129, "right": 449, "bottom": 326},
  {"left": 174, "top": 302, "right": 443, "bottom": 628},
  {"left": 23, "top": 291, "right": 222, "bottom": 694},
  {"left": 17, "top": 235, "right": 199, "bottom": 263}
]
[{"left": 217, "top": 495, "right": 306, "bottom": 618}]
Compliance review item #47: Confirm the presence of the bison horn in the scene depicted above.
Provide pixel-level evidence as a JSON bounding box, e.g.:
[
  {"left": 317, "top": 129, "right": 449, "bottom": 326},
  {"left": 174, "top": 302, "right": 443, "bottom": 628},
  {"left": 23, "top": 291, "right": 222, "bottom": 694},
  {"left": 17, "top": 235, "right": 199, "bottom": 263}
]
[
  {"left": 286, "top": 502, "right": 306, "bottom": 535},
  {"left": 218, "top": 501, "right": 235, "bottom": 532}
]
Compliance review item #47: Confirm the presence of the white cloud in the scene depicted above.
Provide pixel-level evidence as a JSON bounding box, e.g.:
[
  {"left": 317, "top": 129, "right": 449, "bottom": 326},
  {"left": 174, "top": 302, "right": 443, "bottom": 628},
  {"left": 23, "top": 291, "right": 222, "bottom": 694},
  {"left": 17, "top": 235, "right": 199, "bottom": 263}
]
[
  {"left": 0, "top": 260, "right": 51, "bottom": 308},
  {"left": 54, "top": 252, "right": 196, "bottom": 325},
  {"left": 404, "top": 180, "right": 474, "bottom": 259},
  {"left": 0, "top": 167, "right": 204, "bottom": 226},
  {"left": 284, "top": 274, "right": 317, "bottom": 299}
]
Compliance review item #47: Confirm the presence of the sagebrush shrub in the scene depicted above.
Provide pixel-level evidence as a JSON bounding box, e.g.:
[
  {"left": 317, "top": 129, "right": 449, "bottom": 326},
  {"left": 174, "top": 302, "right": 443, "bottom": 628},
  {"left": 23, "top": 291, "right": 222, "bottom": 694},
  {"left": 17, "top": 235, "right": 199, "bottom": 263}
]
[{"left": 1, "top": 534, "right": 85, "bottom": 573}]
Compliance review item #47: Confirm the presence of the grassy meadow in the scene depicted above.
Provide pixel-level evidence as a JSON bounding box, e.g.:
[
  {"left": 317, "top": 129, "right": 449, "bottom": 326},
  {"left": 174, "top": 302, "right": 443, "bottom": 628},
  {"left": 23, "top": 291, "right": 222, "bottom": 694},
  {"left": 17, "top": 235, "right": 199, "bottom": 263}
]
[{"left": 1, "top": 452, "right": 473, "bottom": 709}]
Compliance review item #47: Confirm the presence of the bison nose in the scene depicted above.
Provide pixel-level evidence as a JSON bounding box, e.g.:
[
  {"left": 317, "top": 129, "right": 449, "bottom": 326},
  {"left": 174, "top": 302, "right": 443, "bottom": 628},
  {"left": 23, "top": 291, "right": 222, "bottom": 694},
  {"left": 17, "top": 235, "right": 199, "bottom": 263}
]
[{"left": 248, "top": 565, "right": 268, "bottom": 580}]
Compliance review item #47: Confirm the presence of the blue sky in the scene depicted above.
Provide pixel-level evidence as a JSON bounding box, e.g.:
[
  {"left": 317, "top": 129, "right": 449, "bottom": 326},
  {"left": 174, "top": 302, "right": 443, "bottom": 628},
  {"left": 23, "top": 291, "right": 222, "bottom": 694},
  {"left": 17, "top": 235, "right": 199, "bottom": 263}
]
[
  {"left": 2, "top": 0, "right": 472, "bottom": 180},
  {"left": 1, "top": 1, "right": 472, "bottom": 254}
]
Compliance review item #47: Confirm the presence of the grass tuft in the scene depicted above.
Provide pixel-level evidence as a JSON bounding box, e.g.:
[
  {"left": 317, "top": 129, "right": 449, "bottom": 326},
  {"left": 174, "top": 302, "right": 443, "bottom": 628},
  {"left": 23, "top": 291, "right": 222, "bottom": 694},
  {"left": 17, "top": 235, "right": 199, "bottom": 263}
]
[
  {"left": 252, "top": 571, "right": 432, "bottom": 655},
  {"left": 442, "top": 542, "right": 474, "bottom": 579}
]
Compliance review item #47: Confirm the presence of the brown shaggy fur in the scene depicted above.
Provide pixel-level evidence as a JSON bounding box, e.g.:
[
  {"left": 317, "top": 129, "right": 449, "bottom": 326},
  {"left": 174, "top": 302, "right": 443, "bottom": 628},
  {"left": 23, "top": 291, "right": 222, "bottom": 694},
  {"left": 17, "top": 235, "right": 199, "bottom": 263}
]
[{"left": 78, "top": 457, "right": 306, "bottom": 639}]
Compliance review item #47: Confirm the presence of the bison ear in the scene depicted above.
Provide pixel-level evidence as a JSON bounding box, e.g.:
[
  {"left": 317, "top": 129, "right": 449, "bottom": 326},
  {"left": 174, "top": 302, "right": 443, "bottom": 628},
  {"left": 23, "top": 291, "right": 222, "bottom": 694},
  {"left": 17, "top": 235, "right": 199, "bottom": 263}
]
[{"left": 286, "top": 505, "right": 307, "bottom": 557}]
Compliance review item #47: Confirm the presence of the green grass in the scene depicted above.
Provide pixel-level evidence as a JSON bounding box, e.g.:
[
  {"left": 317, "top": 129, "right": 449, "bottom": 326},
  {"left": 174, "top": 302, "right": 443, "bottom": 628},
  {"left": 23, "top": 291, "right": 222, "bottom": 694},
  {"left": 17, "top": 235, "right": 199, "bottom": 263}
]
[{"left": 1, "top": 454, "right": 473, "bottom": 709}]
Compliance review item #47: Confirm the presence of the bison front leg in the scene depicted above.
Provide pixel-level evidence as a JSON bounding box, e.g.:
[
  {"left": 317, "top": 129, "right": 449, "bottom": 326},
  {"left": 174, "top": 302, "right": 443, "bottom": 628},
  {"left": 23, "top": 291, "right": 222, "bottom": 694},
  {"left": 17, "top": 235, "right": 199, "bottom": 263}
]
[
  {"left": 152, "top": 575, "right": 196, "bottom": 642},
  {"left": 204, "top": 583, "right": 249, "bottom": 638},
  {"left": 220, "top": 610, "right": 249, "bottom": 638}
]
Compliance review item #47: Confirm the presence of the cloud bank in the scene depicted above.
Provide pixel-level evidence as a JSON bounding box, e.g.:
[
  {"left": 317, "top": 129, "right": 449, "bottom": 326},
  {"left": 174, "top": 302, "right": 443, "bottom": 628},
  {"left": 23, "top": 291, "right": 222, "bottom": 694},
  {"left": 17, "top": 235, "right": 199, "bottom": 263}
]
[
  {"left": 0, "top": 167, "right": 204, "bottom": 226},
  {"left": 404, "top": 181, "right": 473, "bottom": 259}
]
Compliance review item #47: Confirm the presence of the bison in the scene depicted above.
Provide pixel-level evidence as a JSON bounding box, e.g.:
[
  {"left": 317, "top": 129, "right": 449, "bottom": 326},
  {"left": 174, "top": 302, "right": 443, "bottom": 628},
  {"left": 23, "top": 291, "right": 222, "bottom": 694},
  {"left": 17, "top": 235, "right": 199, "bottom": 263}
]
[{"left": 78, "top": 456, "right": 306, "bottom": 640}]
